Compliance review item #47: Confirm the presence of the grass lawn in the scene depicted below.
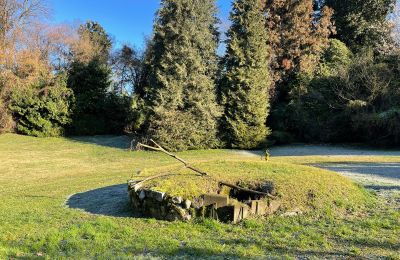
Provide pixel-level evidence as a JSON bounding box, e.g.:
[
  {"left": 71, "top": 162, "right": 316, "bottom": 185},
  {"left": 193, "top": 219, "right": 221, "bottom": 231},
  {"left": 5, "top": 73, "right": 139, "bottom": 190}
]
[{"left": 0, "top": 134, "right": 399, "bottom": 259}]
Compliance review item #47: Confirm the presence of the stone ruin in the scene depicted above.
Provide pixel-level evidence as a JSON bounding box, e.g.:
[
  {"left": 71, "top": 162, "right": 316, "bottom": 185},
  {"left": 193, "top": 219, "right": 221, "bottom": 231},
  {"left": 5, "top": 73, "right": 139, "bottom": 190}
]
[
  {"left": 128, "top": 180, "right": 281, "bottom": 223},
  {"left": 130, "top": 140, "right": 281, "bottom": 223}
]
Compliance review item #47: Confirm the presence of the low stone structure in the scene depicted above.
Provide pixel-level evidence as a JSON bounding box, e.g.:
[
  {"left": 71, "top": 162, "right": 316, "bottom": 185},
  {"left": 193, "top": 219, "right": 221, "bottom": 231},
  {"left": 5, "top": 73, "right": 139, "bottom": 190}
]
[{"left": 128, "top": 180, "right": 281, "bottom": 223}]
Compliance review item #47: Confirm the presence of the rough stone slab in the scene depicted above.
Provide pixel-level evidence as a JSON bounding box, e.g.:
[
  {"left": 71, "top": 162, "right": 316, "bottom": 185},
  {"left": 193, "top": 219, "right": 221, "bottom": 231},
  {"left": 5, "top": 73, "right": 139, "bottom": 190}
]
[
  {"left": 267, "top": 200, "right": 281, "bottom": 215},
  {"left": 250, "top": 200, "right": 268, "bottom": 216},
  {"left": 172, "top": 197, "right": 183, "bottom": 204},
  {"left": 203, "top": 194, "right": 229, "bottom": 208},
  {"left": 139, "top": 190, "right": 146, "bottom": 200},
  {"left": 233, "top": 205, "right": 249, "bottom": 223},
  {"left": 183, "top": 199, "right": 191, "bottom": 209}
]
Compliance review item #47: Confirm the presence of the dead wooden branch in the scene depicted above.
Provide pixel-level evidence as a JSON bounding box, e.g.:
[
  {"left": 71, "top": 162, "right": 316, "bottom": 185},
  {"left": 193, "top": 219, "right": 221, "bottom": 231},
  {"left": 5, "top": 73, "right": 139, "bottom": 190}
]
[
  {"left": 219, "top": 182, "right": 276, "bottom": 199},
  {"left": 136, "top": 139, "right": 276, "bottom": 199},
  {"left": 137, "top": 140, "right": 208, "bottom": 176}
]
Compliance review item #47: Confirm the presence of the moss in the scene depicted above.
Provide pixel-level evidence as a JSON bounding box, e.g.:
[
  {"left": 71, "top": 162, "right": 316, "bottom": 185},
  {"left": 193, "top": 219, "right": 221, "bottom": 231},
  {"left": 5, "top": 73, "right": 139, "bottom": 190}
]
[{"left": 134, "top": 160, "right": 374, "bottom": 213}]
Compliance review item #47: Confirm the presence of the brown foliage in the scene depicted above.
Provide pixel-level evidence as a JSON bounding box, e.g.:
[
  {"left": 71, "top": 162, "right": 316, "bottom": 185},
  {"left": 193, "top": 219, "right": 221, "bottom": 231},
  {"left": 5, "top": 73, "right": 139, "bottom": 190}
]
[{"left": 266, "top": 0, "right": 335, "bottom": 91}]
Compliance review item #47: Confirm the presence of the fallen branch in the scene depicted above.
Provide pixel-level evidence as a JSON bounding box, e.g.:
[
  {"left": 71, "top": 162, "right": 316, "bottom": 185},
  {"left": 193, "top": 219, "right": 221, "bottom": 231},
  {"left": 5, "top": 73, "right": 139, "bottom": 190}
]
[
  {"left": 138, "top": 140, "right": 208, "bottom": 176},
  {"left": 137, "top": 139, "right": 276, "bottom": 199}
]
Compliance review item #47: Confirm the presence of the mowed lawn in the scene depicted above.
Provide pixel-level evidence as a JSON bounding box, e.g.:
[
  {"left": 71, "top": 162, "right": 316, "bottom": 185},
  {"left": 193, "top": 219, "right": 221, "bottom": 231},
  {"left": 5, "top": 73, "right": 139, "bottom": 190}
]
[{"left": 0, "top": 134, "right": 399, "bottom": 259}]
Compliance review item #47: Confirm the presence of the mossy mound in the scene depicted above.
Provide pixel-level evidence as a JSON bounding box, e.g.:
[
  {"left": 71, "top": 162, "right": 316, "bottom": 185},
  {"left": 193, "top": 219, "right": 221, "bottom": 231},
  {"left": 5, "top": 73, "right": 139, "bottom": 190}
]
[{"left": 134, "top": 160, "right": 374, "bottom": 214}]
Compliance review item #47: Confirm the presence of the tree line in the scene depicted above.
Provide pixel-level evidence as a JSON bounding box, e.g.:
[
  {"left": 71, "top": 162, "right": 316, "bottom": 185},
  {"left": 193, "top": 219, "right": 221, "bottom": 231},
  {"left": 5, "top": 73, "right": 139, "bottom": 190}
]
[{"left": 1, "top": 0, "right": 399, "bottom": 150}]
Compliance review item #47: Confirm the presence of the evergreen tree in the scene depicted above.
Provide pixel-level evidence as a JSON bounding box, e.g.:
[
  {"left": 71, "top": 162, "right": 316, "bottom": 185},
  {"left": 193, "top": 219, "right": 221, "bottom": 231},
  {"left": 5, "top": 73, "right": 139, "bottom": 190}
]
[
  {"left": 324, "top": 0, "right": 395, "bottom": 51},
  {"left": 68, "top": 21, "right": 128, "bottom": 135},
  {"left": 265, "top": 0, "right": 334, "bottom": 140},
  {"left": 143, "top": 0, "right": 221, "bottom": 151},
  {"left": 9, "top": 74, "right": 73, "bottom": 137},
  {"left": 68, "top": 58, "right": 112, "bottom": 135},
  {"left": 221, "top": 0, "right": 271, "bottom": 149},
  {"left": 266, "top": 0, "right": 334, "bottom": 98}
]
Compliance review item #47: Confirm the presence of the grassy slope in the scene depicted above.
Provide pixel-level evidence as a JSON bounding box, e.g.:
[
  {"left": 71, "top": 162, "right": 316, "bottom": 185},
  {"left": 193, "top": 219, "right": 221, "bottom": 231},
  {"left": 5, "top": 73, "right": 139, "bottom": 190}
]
[
  {"left": 0, "top": 134, "right": 399, "bottom": 259},
  {"left": 140, "top": 161, "right": 371, "bottom": 213}
]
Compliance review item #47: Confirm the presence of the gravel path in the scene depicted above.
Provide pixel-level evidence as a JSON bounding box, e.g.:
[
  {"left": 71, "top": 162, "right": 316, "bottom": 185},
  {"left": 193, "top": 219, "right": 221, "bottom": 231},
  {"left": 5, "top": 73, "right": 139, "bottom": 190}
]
[
  {"left": 236, "top": 144, "right": 400, "bottom": 157},
  {"left": 236, "top": 145, "right": 400, "bottom": 205}
]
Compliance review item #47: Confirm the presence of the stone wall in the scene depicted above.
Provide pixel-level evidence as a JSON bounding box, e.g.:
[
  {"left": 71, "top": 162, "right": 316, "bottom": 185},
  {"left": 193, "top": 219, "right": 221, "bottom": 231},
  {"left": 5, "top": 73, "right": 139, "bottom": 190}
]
[{"left": 128, "top": 180, "right": 281, "bottom": 223}]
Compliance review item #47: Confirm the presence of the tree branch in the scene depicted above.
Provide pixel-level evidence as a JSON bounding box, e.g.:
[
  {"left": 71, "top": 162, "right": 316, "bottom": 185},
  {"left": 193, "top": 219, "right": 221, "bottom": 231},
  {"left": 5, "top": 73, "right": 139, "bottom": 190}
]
[{"left": 136, "top": 140, "right": 276, "bottom": 199}]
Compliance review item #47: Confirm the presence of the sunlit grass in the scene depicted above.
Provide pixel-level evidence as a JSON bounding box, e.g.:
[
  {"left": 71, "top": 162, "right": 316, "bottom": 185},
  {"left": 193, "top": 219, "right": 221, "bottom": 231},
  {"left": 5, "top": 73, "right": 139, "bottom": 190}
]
[{"left": 0, "top": 134, "right": 399, "bottom": 259}]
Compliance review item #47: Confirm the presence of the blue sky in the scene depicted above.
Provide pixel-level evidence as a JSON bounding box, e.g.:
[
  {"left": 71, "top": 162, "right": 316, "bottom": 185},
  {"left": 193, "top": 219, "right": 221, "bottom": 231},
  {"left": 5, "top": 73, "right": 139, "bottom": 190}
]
[{"left": 50, "top": 0, "right": 232, "bottom": 49}]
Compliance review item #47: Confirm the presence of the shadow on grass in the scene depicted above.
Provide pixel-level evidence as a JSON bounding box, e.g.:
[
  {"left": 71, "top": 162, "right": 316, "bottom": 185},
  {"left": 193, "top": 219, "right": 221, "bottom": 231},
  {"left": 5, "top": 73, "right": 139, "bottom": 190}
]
[
  {"left": 67, "top": 135, "right": 133, "bottom": 150},
  {"left": 66, "top": 184, "right": 133, "bottom": 217},
  {"left": 174, "top": 244, "right": 355, "bottom": 259}
]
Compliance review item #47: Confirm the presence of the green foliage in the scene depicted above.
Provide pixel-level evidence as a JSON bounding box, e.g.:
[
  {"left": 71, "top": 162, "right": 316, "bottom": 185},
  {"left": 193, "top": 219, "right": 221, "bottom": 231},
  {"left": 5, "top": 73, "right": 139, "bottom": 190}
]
[
  {"left": 68, "top": 59, "right": 111, "bottom": 135},
  {"left": 142, "top": 0, "right": 221, "bottom": 151},
  {"left": 9, "top": 75, "right": 73, "bottom": 137},
  {"left": 290, "top": 45, "right": 400, "bottom": 145},
  {"left": 221, "top": 0, "right": 271, "bottom": 149},
  {"left": 325, "top": 0, "right": 395, "bottom": 51},
  {"left": 148, "top": 109, "right": 220, "bottom": 151},
  {"left": 77, "top": 20, "right": 112, "bottom": 62},
  {"left": 68, "top": 59, "right": 131, "bottom": 135},
  {"left": 319, "top": 39, "right": 353, "bottom": 74}
]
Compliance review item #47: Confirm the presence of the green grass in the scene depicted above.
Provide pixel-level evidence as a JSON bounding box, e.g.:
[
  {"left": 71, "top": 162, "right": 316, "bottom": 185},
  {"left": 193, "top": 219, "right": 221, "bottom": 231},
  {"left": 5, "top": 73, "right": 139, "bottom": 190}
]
[
  {"left": 0, "top": 134, "right": 399, "bottom": 259},
  {"left": 139, "top": 161, "right": 372, "bottom": 213}
]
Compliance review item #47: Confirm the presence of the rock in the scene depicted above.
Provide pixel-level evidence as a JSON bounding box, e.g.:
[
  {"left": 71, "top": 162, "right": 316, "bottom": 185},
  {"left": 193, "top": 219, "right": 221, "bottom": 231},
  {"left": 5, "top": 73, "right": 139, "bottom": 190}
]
[
  {"left": 146, "top": 190, "right": 165, "bottom": 202},
  {"left": 281, "top": 207, "right": 302, "bottom": 217},
  {"left": 267, "top": 200, "right": 281, "bottom": 215},
  {"left": 133, "top": 184, "right": 142, "bottom": 192},
  {"left": 172, "top": 196, "right": 183, "bottom": 204},
  {"left": 139, "top": 190, "right": 146, "bottom": 200},
  {"left": 166, "top": 205, "right": 187, "bottom": 221},
  {"left": 183, "top": 199, "right": 191, "bottom": 209},
  {"left": 191, "top": 197, "right": 204, "bottom": 209},
  {"left": 130, "top": 193, "right": 141, "bottom": 209}
]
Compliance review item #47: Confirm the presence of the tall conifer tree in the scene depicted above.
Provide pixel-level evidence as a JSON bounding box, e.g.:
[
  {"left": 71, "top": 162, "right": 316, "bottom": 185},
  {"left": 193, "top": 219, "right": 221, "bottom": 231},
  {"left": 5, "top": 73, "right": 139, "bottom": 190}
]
[
  {"left": 265, "top": 0, "right": 334, "bottom": 137},
  {"left": 221, "top": 0, "right": 271, "bottom": 149},
  {"left": 266, "top": 0, "right": 334, "bottom": 98},
  {"left": 324, "top": 0, "right": 395, "bottom": 51},
  {"left": 144, "top": 0, "right": 221, "bottom": 151}
]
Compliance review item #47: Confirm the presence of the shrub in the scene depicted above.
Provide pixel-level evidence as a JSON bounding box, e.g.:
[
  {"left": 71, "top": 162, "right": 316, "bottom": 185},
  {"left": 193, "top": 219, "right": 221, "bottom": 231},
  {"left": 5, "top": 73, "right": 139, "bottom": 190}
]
[
  {"left": 294, "top": 46, "right": 400, "bottom": 145},
  {"left": 9, "top": 75, "right": 73, "bottom": 137}
]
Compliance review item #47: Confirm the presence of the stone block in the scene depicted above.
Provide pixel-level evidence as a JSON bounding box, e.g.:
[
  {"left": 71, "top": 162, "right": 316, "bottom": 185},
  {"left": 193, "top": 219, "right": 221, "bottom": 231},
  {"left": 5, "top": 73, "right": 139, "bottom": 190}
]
[
  {"left": 202, "top": 194, "right": 229, "bottom": 208},
  {"left": 250, "top": 200, "right": 268, "bottom": 216},
  {"left": 139, "top": 190, "right": 146, "bottom": 200},
  {"left": 233, "top": 205, "right": 249, "bottom": 223},
  {"left": 183, "top": 199, "right": 191, "bottom": 209},
  {"left": 146, "top": 190, "right": 165, "bottom": 202},
  {"left": 191, "top": 197, "right": 204, "bottom": 209},
  {"left": 172, "top": 196, "right": 183, "bottom": 204}
]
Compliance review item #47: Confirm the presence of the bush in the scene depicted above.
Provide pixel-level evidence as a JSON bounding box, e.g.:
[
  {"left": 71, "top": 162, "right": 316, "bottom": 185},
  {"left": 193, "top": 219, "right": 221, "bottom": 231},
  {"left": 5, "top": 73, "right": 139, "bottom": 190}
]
[
  {"left": 9, "top": 75, "right": 73, "bottom": 137},
  {"left": 147, "top": 109, "right": 221, "bottom": 152},
  {"left": 67, "top": 59, "right": 132, "bottom": 135},
  {"left": 292, "top": 45, "right": 400, "bottom": 146}
]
